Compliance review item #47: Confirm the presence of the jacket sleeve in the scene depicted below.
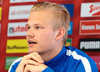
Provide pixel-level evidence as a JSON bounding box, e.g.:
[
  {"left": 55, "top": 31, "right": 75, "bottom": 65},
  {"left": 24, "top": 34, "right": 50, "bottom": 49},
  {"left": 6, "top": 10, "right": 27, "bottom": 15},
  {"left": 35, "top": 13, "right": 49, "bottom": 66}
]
[
  {"left": 75, "top": 61, "right": 98, "bottom": 72},
  {"left": 42, "top": 67, "right": 55, "bottom": 72},
  {"left": 8, "top": 65, "right": 16, "bottom": 72},
  {"left": 8, "top": 58, "right": 22, "bottom": 72}
]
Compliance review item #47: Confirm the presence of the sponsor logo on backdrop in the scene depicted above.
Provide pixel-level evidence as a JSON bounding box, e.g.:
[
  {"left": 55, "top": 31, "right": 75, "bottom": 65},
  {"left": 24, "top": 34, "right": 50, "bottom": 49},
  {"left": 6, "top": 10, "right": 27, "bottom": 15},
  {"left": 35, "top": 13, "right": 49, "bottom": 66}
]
[
  {"left": 61, "top": 4, "right": 74, "bottom": 17},
  {"left": 6, "top": 39, "right": 28, "bottom": 53},
  {"left": 10, "top": 0, "right": 37, "bottom": 3},
  {"left": 80, "top": 20, "right": 100, "bottom": 35},
  {"left": 90, "top": 56, "right": 100, "bottom": 70},
  {"left": 9, "top": 5, "right": 33, "bottom": 20},
  {"left": 81, "top": 3, "right": 100, "bottom": 17},
  {"left": 0, "top": 7, "right": 2, "bottom": 21},
  {"left": 79, "top": 39, "right": 100, "bottom": 51},
  {"left": 65, "top": 38, "right": 72, "bottom": 46},
  {"left": 8, "top": 22, "right": 27, "bottom": 36},
  {"left": 68, "top": 21, "right": 73, "bottom": 35},
  {"left": 5, "top": 57, "right": 21, "bottom": 70}
]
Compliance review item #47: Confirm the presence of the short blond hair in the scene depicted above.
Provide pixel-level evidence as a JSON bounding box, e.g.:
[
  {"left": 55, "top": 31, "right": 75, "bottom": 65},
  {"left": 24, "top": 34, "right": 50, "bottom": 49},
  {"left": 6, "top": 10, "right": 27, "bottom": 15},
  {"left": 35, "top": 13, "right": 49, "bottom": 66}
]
[{"left": 31, "top": 1, "right": 70, "bottom": 44}]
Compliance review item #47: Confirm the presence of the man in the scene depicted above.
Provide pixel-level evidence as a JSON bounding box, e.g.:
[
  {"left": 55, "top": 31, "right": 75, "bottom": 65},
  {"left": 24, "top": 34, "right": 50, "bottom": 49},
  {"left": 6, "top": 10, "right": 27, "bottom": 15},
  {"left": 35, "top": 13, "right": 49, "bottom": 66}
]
[{"left": 8, "top": 1, "right": 98, "bottom": 72}]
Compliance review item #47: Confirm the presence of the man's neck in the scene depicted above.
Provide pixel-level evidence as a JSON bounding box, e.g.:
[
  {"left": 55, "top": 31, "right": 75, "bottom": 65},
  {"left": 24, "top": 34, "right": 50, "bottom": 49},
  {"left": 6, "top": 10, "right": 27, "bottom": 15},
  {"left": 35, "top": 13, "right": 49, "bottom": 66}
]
[{"left": 40, "top": 44, "right": 64, "bottom": 62}]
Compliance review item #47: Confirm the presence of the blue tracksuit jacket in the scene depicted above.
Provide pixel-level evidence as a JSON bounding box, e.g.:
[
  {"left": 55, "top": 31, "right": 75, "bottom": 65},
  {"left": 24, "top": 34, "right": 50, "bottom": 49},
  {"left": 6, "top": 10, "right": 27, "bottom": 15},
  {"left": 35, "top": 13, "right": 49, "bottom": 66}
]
[{"left": 8, "top": 46, "right": 98, "bottom": 72}]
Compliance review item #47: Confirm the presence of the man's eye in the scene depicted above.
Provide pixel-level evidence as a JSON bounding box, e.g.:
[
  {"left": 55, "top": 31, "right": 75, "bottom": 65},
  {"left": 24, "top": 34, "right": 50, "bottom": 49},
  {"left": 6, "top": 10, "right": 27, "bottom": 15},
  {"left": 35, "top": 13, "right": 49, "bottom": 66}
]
[
  {"left": 35, "top": 26, "right": 41, "bottom": 29},
  {"left": 27, "top": 27, "right": 30, "bottom": 29},
  {"left": 26, "top": 26, "right": 30, "bottom": 31}
]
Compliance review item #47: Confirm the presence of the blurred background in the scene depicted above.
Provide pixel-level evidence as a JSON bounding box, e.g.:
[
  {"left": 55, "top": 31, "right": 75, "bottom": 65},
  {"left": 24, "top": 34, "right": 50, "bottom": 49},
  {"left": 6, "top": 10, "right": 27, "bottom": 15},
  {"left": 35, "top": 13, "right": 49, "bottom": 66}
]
[{"left": 0, "top": 0, "right": 100, "bottom": 72}]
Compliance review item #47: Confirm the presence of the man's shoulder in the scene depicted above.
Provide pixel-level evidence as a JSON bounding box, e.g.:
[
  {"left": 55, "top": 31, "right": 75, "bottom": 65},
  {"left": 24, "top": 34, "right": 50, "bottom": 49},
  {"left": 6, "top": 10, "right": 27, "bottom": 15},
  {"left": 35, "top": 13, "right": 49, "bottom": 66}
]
[
  {"left": 8, "top": 57, "right": 22, "bottom": 72},
  {"left": 65, "top": 46, "right": 96, "bottom": 64},
  {"left": 64, "top": 46, "right": 98, "bottom": 72},
  {"left": 65, "top": 46, "right": 91, "bottom": 58}
]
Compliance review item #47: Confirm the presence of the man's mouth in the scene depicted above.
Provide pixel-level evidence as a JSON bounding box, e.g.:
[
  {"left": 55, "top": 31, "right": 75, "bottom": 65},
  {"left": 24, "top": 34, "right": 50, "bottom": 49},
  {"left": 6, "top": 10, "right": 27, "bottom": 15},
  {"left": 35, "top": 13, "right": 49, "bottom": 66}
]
[{"left": 28, "top": 41, "right": 37, "bottom": 44}]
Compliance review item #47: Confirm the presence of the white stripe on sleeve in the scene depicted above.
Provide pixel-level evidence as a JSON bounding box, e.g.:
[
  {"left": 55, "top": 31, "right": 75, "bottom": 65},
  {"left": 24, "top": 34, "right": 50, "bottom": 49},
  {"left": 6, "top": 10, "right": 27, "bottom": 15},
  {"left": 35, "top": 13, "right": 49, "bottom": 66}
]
[
  {"left": 72, "top": 51, "right": 92, "bottom": 72},
  {"left": 8, "top": 57, "right": 22, "bottom": 72}
]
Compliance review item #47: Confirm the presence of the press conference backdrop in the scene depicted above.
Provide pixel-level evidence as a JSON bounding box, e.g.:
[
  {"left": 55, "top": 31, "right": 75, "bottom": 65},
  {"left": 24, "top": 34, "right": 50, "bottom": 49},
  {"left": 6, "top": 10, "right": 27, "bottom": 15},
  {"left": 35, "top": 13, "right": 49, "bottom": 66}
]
[{"left": 0, "top": 0, "right": 100, "bottom": 72}]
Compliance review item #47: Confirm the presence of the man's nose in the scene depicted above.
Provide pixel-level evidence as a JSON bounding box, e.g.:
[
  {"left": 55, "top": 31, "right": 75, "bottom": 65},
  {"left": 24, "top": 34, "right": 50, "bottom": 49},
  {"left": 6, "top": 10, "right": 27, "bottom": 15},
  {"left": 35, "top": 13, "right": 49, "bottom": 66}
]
[
  {"left": 26, "top": 34, "right": 34, "bottom": 39},
  {"left": 26, "top": 30, "right": 35, "bottom": 39}
]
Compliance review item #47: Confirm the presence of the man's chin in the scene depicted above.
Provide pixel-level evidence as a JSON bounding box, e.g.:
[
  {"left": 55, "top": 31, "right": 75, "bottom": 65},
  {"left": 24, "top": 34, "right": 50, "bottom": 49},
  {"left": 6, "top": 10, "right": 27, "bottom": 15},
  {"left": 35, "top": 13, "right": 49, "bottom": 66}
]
[
  {"left": 28, "top": 50, "right": 45, "bottom": 54},
  {"left": 28, "top": 50, "right": 40, "bottom": 53}
]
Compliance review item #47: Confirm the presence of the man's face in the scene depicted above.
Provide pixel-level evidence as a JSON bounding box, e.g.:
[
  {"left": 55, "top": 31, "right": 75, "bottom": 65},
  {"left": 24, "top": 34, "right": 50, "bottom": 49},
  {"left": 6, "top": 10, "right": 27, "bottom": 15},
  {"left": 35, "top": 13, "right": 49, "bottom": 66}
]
[{"left": 26, "top": 11, "right": 57, "bottom": 54}]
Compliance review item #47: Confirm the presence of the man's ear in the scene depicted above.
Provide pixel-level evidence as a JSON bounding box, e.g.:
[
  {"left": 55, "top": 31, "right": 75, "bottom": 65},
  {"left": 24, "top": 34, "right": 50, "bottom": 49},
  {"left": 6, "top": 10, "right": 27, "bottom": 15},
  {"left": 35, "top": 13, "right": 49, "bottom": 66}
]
[{"left": 55, "top": 27, "right": 65, "bottom": 40}]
